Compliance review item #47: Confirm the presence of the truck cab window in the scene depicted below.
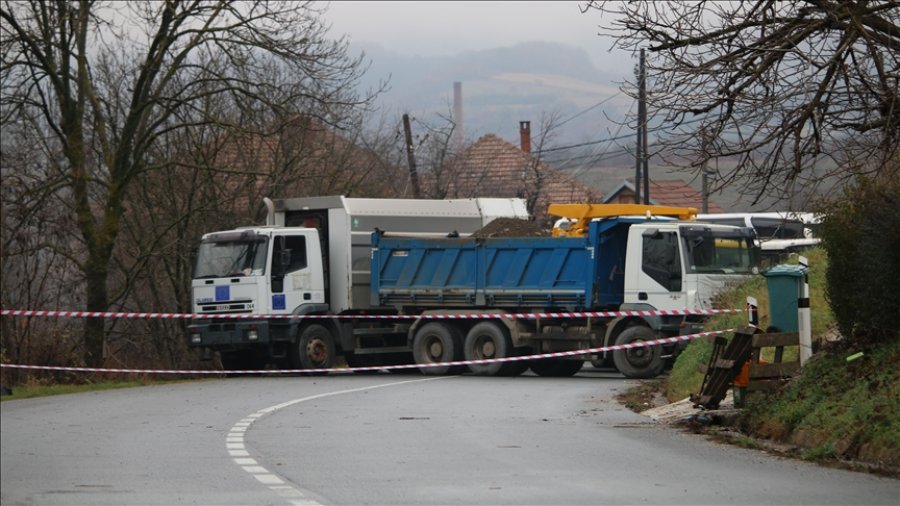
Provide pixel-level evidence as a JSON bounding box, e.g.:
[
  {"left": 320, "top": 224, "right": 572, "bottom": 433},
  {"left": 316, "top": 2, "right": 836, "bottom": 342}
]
[
  {"left": 283, "top": 236, "right": 307, "bottom": 273},
  {"left": 642, "top": 232, "right": 682, "bottom": 291}
]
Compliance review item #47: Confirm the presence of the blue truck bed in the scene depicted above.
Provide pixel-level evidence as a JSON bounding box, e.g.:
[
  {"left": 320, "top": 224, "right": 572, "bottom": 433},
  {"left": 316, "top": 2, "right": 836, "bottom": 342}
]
[{"left": 370, "top": 220, "right": 635, "bottom": 311}]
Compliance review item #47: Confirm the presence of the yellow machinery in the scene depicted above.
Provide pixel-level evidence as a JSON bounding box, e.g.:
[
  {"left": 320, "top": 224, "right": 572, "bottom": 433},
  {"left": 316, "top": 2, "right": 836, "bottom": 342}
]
[{"left": 548, "top": 203, "right": 698, "bottom": 237}]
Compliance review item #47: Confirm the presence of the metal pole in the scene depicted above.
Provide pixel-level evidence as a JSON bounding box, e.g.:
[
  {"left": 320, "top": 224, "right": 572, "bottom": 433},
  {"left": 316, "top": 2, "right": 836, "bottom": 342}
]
[
  {"left": 798, "top": 256, "right": 813, "bottom": 365},
  {"left": 747, "top": 296, "right": 759, "bottom": 328}
]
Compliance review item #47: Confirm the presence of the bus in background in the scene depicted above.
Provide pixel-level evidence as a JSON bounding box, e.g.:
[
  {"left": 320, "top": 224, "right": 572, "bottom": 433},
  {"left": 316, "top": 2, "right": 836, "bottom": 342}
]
[{"left": 696, "top": 212, "right": 821, "bottom": 264}]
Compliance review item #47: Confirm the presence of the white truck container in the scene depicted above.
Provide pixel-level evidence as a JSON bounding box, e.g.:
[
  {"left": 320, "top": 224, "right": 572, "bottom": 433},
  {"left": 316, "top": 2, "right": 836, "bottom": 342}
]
[{"left": 189, "top": 196, "right": 529, "bottom": 370}]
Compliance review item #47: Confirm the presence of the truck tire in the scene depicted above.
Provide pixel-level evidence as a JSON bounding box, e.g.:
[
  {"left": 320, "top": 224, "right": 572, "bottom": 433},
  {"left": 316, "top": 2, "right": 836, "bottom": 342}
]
[
  {"left": 293, "top": 324, "right": 336, "bottom": 372},
  {"left": 530, "top": 358, "right": 584, "bottom": 377},
  {"left": 464, "top": 322, "right": 519, "bottom": 376},
  {"left": 612, "top": 326, "right": 665, "bottom": 379},
  {"left": 412, "top": 322, "right": 466, "bottom": 375}
]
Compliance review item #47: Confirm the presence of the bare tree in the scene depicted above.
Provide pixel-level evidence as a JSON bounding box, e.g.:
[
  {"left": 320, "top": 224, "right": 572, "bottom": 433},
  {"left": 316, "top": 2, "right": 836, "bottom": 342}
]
[
  {"left": 584, "top": 0, "right": 899, "bottom": 203},
  {"left": 0, "top": 1, "right": 377, "bottom": 366}
]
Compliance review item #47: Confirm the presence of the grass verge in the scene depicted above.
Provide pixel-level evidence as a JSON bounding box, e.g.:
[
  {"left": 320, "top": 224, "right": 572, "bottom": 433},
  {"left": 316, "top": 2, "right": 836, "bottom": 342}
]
[
  {"left": 631, "top": 247, "right": 900, "bottom": 472},
  {"left": 1, "top": 379, "right": 156, "bottom": 401}
]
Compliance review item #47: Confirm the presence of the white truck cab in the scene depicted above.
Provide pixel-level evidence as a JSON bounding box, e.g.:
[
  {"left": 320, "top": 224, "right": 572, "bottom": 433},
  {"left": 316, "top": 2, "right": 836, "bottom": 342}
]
[
  {"left": 192, "top": 228, "right": 325, "bottom": 317},
  {"left": 622, "top": 222, "right": 758, "bottom": 312}
]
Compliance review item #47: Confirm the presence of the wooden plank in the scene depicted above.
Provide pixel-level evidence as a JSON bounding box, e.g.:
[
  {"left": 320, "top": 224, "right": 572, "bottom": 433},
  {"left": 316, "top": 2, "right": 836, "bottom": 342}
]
[
  {"left": 750, "top": 362, "right": 801, "bottom": 379},
  {"left": 752, "top": 332, "right": 799, "bottom": 348},
  {"left": 714, "top": 358, "right": 736, "bottom": 369},
  {"left": 774, "top": 346, "right": 784, "bottom": 363},
  {"left": 694, "top": 328, "right": 756, "bottom": 409}
]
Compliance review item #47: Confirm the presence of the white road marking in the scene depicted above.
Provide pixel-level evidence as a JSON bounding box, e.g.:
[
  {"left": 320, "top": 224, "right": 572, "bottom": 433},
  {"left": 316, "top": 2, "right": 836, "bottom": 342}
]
[{"left": 227, "top": 376, "right": 452, "bottom": 505}]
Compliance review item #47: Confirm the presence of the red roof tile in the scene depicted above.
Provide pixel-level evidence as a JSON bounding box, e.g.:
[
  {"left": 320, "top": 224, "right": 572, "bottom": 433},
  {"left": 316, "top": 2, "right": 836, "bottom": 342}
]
[
  {"left": 429, "top": 134, "right": 601, "bottom": 223},
  {"left": 604, "top": 179, "right": 723, "bottom": 212}
]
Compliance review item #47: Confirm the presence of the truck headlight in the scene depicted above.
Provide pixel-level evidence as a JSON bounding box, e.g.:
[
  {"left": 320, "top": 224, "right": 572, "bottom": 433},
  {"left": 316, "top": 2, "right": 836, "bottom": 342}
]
[
  {"left": 247, "top": 329, "right": 259, "bottom": 341},
  {"left": 190, "top": 333, "right": 202, "bottom": 344}
]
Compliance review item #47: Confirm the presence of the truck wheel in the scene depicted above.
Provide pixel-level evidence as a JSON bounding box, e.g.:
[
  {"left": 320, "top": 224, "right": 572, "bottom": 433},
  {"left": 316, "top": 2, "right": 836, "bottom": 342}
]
[
  {"left": 612, "top": 326, "right": 665, "bottom": 379},
  {"left": 464, "top": 322, "right": 517, "bottom": 376},
  {"left": 293, "top": 324, "right": 336, "bottom": 372},
  {"left": 530, "top": 359, "right": 584, "bottom": 377},
  {"left": 412, "top": 322, "right": 465, "bottom": 375}
]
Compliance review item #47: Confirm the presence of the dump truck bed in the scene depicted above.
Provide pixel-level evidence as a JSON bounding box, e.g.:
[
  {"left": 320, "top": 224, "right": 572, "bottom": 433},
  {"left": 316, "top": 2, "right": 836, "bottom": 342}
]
[{"left": 371, "top": 219, "right": 636, "bottom": 311}]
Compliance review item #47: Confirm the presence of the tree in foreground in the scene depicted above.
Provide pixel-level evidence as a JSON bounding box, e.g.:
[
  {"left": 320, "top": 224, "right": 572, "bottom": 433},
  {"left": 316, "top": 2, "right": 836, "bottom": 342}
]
[
  {"left": 1, "top": 1, "right": 375, "bottom": 366},
  {"left": 584, "top": 0, "right": 899, "bottom": 203}
]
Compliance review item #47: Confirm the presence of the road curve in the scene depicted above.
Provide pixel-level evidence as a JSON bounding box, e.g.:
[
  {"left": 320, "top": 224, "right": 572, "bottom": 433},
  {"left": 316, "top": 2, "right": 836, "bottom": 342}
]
[{"left": 2, "top": 371, "right": 897, "bottom": 505}]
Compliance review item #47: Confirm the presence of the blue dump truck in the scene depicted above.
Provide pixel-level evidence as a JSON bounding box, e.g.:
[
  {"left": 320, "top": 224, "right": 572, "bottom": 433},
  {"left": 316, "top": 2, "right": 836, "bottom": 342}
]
[{"left": 189, "top": 198, "right": 758, "bottom": 378}]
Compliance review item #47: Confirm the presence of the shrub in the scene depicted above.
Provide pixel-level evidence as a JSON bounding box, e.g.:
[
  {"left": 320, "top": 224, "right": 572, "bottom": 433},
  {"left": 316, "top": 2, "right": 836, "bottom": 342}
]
[{"left": 817, "top": 177, "right": 900, "bottom": 343}]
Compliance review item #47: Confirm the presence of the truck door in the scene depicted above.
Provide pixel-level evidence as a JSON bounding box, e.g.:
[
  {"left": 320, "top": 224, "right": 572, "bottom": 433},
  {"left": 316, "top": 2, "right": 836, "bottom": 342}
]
[
  {"left": 270, "top": 232, "right": 325, "bottom": 313},
  {"left": 633, "top": 229, "right": 688, "bottom": 311}
]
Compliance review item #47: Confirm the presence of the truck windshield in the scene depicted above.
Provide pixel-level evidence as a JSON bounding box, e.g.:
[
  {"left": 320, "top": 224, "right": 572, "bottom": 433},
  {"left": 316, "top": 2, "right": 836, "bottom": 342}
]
[
  {"left": 681, "top": 227, "right": 758, "bottom": 274},
  {"left": 193, "top": 234, "right": 268, "bottom": 279}
]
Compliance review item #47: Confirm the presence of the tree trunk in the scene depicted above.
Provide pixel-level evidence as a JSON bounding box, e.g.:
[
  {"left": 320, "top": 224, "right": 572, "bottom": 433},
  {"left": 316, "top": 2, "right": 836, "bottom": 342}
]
[{"left": 83, "top": 252, "right": 111, "bottom": 366}]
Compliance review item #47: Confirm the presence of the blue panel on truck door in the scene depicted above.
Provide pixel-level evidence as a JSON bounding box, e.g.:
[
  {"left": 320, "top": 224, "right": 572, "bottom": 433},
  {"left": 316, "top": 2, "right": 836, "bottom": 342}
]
[{"left": 215, "top": 285, "right": 230, "bottom": 302}]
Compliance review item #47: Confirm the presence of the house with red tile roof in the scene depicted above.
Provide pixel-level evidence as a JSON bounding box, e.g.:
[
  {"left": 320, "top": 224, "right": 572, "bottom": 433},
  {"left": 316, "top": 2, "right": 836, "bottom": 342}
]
[
  {"left": 603, "top": 179, "right": 723, "bottom": 213},
  {"left": 426, "top": 125, "right": 600, "bottom": 225}
]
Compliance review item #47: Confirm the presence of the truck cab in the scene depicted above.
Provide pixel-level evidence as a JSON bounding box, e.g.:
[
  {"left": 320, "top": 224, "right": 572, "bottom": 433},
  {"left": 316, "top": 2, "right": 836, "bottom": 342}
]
[
  {"left": 189, "top": 227, "right": 325, "bottom": 369},
  {"left": 623, "top": 222, "right": 758, "bottom": 312}
]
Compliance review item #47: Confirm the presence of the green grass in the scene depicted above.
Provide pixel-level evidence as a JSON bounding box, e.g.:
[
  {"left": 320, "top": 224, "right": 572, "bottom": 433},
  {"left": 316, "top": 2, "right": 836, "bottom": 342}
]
[
  {"left": 0, "top": 380, "right": 153, "bottom": 401},
  {"left": 666, "top": 247, "right": 833, "bottom": 402},
  {"left": 741, "top": 337, "right": 900, "bottom": 467},
  {"left": 660, "top": 246, "right": 900, "bottom": 469}
]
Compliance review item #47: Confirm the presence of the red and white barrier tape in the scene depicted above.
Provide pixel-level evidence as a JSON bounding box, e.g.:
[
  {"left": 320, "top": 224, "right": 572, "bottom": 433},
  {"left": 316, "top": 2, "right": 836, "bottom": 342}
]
[
  {"left": 0, "top": 308, "right": 742, "bottom": 321},
  {"left": 0, "top": 328, "right": 734, "bottom": 376}
]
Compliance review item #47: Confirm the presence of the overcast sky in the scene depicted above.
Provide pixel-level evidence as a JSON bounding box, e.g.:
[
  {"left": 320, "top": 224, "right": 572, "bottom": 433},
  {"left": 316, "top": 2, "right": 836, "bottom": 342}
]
[{"left": 322, "top": 1, "right": 628, "bottom": 71}]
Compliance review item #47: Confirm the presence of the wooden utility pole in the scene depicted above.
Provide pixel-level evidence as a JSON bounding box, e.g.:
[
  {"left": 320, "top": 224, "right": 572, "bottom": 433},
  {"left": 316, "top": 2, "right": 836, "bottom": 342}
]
[
  {"left": 634, "top": 70, "right": 642, "bottom": 204},
  {"left": 640, "top": 48, "right": 649, "bottom": 205},
  {"left": 402, "top": 113, "right": 421, "bottom": 198}
]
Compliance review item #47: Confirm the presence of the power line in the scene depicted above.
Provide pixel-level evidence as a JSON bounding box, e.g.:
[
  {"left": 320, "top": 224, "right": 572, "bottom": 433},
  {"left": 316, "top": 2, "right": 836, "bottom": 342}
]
[
  {"left": 555, "top": 91, "right": 625, "bottom": 128},
  {"left": 535, "top": 115, "right": 709, "bottom": 155}
]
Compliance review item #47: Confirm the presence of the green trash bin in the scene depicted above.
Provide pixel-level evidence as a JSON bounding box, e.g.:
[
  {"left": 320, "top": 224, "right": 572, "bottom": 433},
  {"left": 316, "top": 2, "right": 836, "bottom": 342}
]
[{"left": 763, "top": 264, "right": 808, "bottom": 332}]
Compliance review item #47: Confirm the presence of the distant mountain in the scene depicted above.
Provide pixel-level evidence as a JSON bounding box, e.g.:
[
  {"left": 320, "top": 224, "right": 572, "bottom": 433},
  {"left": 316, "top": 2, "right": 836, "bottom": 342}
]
[
  {"left": 348, "top": 41, "right": 824, "bottom": 212},
  {"left": 352, "top": 41, "right": 633, "bottom": 148}
]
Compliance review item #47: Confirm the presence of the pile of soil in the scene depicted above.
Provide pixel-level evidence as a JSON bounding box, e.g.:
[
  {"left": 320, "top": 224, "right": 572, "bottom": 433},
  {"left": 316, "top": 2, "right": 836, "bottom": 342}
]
[{"left": 470, "top": 218, "right": 549, "bottom": 238}]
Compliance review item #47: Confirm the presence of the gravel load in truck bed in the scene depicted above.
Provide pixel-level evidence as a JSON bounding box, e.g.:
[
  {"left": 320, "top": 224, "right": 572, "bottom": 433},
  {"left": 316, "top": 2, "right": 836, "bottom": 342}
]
[{"left": 470, "top": 218, "right": 549, "bottom": 238}]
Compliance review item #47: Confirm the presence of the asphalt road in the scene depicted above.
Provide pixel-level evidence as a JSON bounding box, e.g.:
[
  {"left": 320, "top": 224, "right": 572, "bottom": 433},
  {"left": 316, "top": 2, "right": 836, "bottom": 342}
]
[{"left": 1, "top": 369, "right": 897, "bottom": 505}]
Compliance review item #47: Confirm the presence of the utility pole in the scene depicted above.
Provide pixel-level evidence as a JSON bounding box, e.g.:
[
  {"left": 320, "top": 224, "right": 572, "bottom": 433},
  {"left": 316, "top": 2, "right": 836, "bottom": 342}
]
[
  {"left": 634, "top": 53, "right": 643, "bottom": 204},
  {"left": 701, "top": 131, "right": 710, "bottom": 213},
  {"left": 402, "top": 113, "right": 421, "bottom": 198},
  {"left": 640, "top": 48, "right": 649, "bottom": 205}
]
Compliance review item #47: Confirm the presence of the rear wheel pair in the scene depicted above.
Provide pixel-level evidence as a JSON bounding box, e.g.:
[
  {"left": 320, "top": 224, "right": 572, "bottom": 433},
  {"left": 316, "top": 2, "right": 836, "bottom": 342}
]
[{"left": 412, "top": 321, "right": 527, "bottom": 376}]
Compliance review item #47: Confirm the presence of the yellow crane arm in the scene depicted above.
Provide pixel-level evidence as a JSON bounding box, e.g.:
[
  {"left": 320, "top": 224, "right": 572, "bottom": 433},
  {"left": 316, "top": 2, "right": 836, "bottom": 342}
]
[{"left": 548, "top": 203, "right": 698, "bottom": 237}]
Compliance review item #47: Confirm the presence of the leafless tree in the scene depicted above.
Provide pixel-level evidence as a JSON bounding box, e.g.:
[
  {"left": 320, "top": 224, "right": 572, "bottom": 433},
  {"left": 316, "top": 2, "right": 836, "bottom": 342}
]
[
  {"left": 0, "top": 1, "right": 379, "bottom": 366},
  {"left": 584, "top": 0, "right": 899, "bottom": 204}
]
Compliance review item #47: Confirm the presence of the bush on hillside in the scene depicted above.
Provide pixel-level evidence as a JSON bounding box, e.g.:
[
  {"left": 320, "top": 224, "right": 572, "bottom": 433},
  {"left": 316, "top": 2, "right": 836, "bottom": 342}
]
[{"left": 817, "top": 177, "right": 900, "bottom": 343}]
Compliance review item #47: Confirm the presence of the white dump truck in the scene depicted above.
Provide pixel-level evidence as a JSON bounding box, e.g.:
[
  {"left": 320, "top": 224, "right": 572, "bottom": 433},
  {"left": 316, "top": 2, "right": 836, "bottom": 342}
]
[{"left": 188, "top": 198, "right": 759, "bottom": 378}]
